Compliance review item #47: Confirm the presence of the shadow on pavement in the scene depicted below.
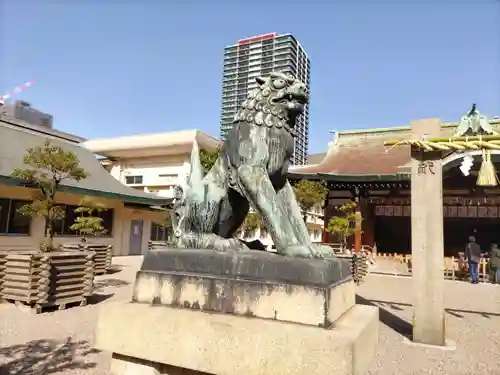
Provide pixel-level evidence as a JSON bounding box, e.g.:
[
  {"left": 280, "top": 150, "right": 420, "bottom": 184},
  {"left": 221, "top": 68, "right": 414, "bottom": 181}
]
[
  {"left": 87, "top": 293, "right": 114, "bottom": 305},
  {"left": 93, "top": 278, "right": 130, "bottom": 292},
  {"left": 365, "top": 298, "right": 500, "bottom": 319},
  {"left": 356, "top": 295, "right": 413, "bottom": 340},
  {"left": 105, "top": 266, "right": 124, "bottom": 275},
  {"left": 0, "top": 337, "right": 99, "bottom": 375}
]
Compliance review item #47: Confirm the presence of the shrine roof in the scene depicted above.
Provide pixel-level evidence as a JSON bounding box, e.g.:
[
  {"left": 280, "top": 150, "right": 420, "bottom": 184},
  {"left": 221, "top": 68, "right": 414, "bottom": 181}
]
[
  {"left": 289, "top": 119, "right": 500, "bottom": 181},
  {"left": 306, "top": 152, "right": 327, "bottom": 165}
]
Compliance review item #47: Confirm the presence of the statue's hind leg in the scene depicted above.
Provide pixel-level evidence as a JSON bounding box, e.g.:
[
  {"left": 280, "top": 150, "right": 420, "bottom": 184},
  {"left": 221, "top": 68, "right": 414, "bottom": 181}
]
[
  {"left": 179, "top": 232, "right": 249, "bottom": 252},
  {"left": 215, "top": 188, "right": 250, "bottom": 239}
]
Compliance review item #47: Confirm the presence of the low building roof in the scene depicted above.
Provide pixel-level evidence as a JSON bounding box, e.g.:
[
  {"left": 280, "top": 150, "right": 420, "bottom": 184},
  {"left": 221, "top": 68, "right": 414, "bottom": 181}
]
[
  {"left": 0, "top": 120, "right": 170, "bottom": 206},
  {"left": 84, "top": 129, "right": 221, "bottom": 159},
  {"left": 289, "top": 119, "right": 500, "bottom": 181}
]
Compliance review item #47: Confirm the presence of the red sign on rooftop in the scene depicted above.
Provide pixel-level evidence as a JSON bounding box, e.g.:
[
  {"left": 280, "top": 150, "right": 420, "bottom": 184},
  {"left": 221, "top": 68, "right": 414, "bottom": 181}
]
[{"left": 238, "top": 33, "right": 277, "bottom": 45}]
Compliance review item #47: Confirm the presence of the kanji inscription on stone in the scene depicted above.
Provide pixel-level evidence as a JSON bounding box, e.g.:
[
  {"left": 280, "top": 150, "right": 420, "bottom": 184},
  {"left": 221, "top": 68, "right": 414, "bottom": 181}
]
[{"left": 417, "top": 160, "right": 435, "bottom": 175}]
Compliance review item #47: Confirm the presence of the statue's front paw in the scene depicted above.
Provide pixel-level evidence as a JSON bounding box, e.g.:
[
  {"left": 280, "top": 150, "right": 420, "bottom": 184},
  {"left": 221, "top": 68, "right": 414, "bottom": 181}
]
[
  {"left": 228, "top": 238, "right": 250, "bottom": 252},
  {"left": 311, "top": 244, "right": 336, "bottom": 258},
  {"left": 282, "top": 244, "right": 315, "bottom": 259}
]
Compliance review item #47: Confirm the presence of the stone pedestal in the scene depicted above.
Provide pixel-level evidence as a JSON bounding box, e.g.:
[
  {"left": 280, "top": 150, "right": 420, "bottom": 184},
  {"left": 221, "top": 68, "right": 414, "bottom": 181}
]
[
  {"left": 95, "top": 249, "right": 379, "bottom": 375},
  {"left": 411, "top": 118, "right": 446, "bottom": 346}
]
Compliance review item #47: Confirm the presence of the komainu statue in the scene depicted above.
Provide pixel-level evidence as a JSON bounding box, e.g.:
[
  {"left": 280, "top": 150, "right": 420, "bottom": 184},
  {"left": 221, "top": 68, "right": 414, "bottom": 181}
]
[{"left": 171, "top": 72, "right": 332, "bottom": 259}]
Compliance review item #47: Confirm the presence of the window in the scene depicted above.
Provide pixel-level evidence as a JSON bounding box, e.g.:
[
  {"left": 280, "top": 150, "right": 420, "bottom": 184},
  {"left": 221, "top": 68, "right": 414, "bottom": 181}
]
[
  {"left": 8, "top": 201, "right": 31, "bottom": 234},
  {"left": 125, "top": 175, "right": 143, "bottom": 185},
  {"left": 99, "top": 209, "right": 114, "bottom": 235},
  {"left": 54, "top": 205, "right": 114, "bottom": 236},
  {"left": 0, "top": 199, "right": 9, "bottom": 233},
  {"left": 62, "top": 205, "right": 79, "bottom": 235},
  {"left": 0, "top": 199, "right": 31, "bottom": 235},
  {"left": 151, "top": 223, "right": 170, "bottom": 241},
  {"left": 52, "top": 204, "right": 65, "bottom": 235}
]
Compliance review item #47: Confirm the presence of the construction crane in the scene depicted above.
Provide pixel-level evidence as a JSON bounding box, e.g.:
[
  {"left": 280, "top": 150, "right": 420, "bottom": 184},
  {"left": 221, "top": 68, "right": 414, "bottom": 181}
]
[{"left": 0, "top": 80, "right": 36, "bottom": 106}]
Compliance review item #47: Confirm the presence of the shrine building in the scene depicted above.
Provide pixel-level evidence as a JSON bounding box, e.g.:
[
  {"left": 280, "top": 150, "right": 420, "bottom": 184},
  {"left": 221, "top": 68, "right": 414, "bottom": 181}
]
[{"left": 289, "top": 118, "right": 500, "bottom": 255}]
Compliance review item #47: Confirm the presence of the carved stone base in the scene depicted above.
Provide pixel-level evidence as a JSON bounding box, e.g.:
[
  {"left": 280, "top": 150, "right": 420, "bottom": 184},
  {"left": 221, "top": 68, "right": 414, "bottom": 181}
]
[
  {"left": 96, "top": 302, "right": 379, "bottom": 375},
  {"left": 95, "top": 249, "right": 379, "bottom": 374},
  {"left": 133, "top": 248, "right": 353, "bottom": 327}
]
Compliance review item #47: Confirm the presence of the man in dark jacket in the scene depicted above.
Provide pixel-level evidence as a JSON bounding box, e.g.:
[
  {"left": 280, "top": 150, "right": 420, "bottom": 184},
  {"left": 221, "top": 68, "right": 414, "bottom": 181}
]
[
  {"left": 489, "top": 242, "right": 500, "bottom": 284},
  {"left": 465, "top": 236, "right": 482, "bottom": 284}
]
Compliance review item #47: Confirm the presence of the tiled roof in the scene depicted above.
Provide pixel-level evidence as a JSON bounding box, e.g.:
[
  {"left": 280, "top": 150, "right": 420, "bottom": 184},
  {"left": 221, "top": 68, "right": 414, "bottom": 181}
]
[
  {"left": 299, "top": 140, "right": 411, "bottom": 175},
  {"left": 0, "top": 120, "right": 169, "bottom": 205},
  {"left": 290, "top": 119, "right": 500, "bottom": 177},
  {"left": 306, "top": 152, "right": 326, "bottom": 165}
]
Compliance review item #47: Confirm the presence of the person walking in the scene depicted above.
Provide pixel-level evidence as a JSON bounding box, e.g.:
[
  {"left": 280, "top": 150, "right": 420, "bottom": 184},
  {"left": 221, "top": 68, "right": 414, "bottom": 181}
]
[
  {"left": 489, "top": 242, "right": 500, "bottom": 284},
  {"left": 465, "top": 236, "right": 482, "bottom": 284}
]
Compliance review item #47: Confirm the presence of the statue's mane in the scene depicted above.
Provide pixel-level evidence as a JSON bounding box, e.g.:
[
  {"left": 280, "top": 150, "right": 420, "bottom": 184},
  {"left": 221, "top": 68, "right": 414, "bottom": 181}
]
[{"left": 232, "top": 73, "right": 300, "bottom": 137}]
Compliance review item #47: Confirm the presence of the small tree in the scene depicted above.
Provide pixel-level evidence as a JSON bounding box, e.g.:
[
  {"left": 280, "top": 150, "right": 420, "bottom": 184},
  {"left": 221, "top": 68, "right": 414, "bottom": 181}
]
[
  {"left": 199, "top": 148, "right": 220, "bottom": 173},
  {"left": 70, "top": 197, "right": 107, "bottom": 243},
  {"left": 12, "top": 141, "right": 88, "bottom": 251},
  {"left": 293, "top": 180, "right": 329, "bottom": 221},
  {"left": 242, "top": 212, "right": 260, "bottom": 238},
  {"left": 326, "top": 201, "right": 362, "bottom": 250}
]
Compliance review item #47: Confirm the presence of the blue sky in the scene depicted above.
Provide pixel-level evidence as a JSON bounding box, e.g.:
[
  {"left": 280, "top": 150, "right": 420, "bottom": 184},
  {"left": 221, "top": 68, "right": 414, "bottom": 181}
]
[{"left": 1, "top": 1, "right": 499, "bottom": 153}]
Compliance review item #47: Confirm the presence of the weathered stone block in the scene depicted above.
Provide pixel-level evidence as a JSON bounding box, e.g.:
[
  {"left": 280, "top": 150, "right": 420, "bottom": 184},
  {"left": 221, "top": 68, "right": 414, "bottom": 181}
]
[
  {"left": 132, "top": 249, "right": 354, "bottom": 327},
  {"left": 95, "top": 302, "right": 380, "bottom": 375}
]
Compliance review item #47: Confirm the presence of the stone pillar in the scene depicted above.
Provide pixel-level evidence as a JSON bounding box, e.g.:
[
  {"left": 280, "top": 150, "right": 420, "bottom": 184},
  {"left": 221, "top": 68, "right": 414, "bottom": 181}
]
[{"left": 411, "top": 118, "right": 445, "bottom": 346}]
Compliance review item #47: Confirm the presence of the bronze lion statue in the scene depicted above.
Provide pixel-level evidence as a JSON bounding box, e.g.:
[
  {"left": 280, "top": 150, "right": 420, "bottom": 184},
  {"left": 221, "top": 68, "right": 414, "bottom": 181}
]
[{"left": 171, "top": 72, "right": 332, "bottom": 259}]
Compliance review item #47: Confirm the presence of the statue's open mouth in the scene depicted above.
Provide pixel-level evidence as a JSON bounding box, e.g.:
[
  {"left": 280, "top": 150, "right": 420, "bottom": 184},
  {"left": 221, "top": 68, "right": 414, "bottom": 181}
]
[
  {"left": 272, "top": 92, "right": 308, "bottom": 106},
  {"left": 291, "top": 93, "right": 307, "bottom": 105}
]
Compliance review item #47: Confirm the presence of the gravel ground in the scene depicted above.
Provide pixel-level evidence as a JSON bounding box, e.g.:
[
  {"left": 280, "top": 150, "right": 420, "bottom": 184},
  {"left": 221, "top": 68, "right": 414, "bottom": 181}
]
[
  {"left": 0, "top": 256, "right": 140, "bottom": 375},
  {"left": 0, "top": 256, "right": 499, "bottom": 375}
]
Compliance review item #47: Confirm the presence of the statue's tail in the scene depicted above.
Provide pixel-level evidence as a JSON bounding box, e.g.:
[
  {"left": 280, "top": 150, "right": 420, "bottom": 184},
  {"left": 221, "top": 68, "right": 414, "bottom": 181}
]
[{"left": 188, "top": 140, "right": 203, "bottom": 188}]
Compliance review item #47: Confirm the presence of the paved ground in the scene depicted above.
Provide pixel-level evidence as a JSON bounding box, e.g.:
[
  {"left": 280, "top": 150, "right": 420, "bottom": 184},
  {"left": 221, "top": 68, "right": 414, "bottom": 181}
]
[
  {"left": 360, "top": 274, "right": 500, "bottom": 375},
  {"left": 0, "top": 256, "right": 499, "bottom": 375}
]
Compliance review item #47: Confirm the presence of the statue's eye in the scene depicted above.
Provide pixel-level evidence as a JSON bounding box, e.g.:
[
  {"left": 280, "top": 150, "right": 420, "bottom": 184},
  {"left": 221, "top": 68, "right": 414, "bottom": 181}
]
[{"left": 273, "top": 79, "right": 286, "bottom": 89}]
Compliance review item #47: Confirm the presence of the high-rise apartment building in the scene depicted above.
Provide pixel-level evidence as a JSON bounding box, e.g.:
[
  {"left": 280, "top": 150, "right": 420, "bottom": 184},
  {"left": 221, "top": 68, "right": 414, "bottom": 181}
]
[{"left": 220, "top": 33, "right": 310, "bottom": 165}]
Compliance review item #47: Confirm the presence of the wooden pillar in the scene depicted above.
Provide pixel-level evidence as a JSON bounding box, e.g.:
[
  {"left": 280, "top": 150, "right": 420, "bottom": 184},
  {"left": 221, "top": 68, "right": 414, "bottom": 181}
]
[
  {"left": 361, "top": 198, "right": 375, "bottom": 247},
  {"left": 322, "top": 187, "right": 331, "bottom": 243},
  {"left": 354, "top": 187, "right": 362, "bottom": 252},
  {"left": 411, "top": 118, "right": 446, "bottom": 346}
]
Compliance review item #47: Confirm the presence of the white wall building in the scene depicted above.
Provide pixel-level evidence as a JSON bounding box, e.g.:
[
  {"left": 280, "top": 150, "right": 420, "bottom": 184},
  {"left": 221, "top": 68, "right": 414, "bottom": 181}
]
[
  {"left": 84, "top": 129, "right": 325, "bottom": 246},
  {"left": 242, "top": 203, "right": 324, "bottom": 249},
  {"left": 84, "top": 130, "right": 221, "bottom": 200}
]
